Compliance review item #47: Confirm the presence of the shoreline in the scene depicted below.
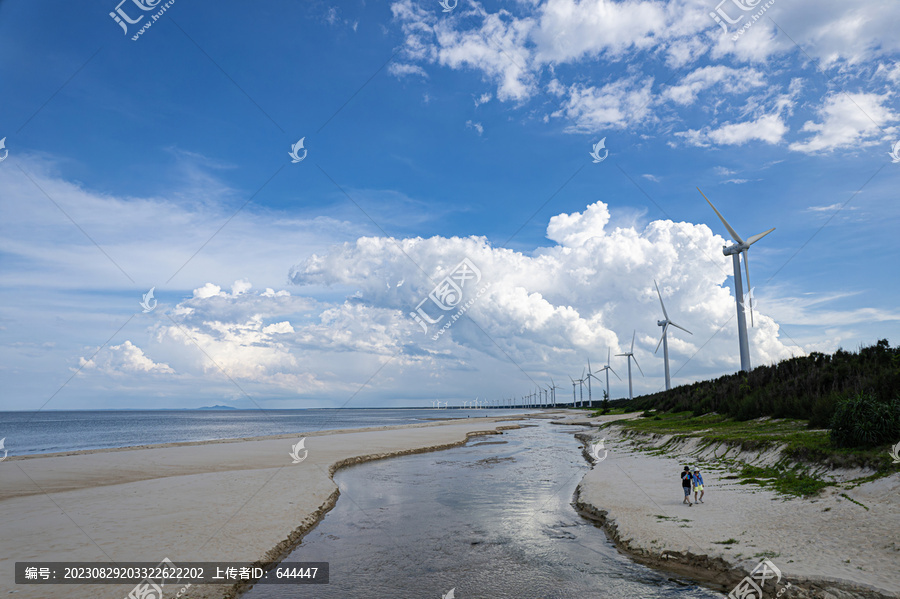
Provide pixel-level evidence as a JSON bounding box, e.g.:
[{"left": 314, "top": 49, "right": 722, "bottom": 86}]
[
  {"left": 1, "top": 412, "right": 571, "bottom": 599},
  {"left": 572, "top": 416, "right": 900, "bottom": 599}
]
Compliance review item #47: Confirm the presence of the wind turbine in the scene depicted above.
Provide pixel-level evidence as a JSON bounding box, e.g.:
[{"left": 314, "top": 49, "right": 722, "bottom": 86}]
[
  {"left": 569, "top": 377, "right": 578, "bottom": 407},
  {"left": 549, "top": 378, "right": 559, "bottom": 407},
  {"left": 654, "top": 280, "right": 693, "bottom": 391},
  {"left": 615, "top": 330, "right": 644, "bottom": 400},
  {"left": 594, "top": 348, "right": 621, "bottom": 404},
  {"left": 698, "top": 188, "right": 775, "bottom": 372}
]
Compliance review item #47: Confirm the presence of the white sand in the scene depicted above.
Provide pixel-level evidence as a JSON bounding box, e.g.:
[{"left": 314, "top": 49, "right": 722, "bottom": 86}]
[
  {"left": 576, "top": 418, "right": 900, "bottom": 598},
  {"left": 0, "top": 416, "right": 532, "bottom": 599}
]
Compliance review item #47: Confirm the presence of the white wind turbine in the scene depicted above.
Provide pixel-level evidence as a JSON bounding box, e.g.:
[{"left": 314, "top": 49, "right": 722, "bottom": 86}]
[
  {"left": 549, "top": 378, "right": 559, "bottom": 407},
  {"left": 594, "top": 349, "right": 621, "bottom": 403},
  {"left": 615, "top": 330, "right": 644, "bottom": 400},
  {"left": 698, "top": 188, "right": 775, "bottom": 373},
  {"left": 654, "top": 280, "right": 692, "bottom": 391}
]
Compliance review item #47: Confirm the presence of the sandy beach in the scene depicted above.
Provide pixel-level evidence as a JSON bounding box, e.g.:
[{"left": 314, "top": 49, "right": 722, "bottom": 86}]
[
  {"left": 0, "top": 415, "right": 534, "bottom": 599},
  {"left": 4, "top": 411, "right": 898, "bottom": 599},
  {"left": 573, "top": 415, "right": 900, "bottom": 599}
]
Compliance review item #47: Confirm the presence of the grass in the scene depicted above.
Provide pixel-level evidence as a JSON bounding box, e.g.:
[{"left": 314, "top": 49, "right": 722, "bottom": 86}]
[
  {"left": 739, "top": 465, "right": 832, "bottom": 497},
  {"left": 589, "top": 407, "right": 629, "bottom": 416},
  {"left": 609, "top": 411, "right": 895, "bottom": 471},
  {"left": 713, "top": 538, "right": 739, "bottom": 545},
  {"left": 606, "top": 410, "right": 899, "bottom": 498},
  {"left": 839, "top": 493, "right": 870, "bottom": 511}
]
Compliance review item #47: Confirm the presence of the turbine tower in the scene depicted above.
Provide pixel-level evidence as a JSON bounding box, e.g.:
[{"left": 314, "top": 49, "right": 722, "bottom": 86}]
[
  {"left": 698, "top": 188, "right": 775, "bottom": 373},
  {"left": 549, "top": 378, "right": 559, "bottom": 407},
  {"left": 615, "top": 330, "right": 644, "bottom": 400},
  {"left": 585, "top": 360, "right": 594, "bottom": 407},
  {"left": 654, "top": 280, "right": 693, "bottom": 391}
]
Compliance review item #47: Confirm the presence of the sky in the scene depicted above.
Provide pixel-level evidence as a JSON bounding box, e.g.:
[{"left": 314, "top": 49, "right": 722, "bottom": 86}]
[{"left": 0, "top": 0, "right": 898, "bottom": 410}]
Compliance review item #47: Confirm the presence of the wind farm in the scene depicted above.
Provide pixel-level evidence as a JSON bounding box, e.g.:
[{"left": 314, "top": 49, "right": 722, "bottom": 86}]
[{"left": 6, "top": 2, "right": 899, "bottom": 598}]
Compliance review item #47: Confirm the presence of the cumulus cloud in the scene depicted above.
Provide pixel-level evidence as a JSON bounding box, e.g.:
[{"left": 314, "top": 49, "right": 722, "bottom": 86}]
[
  {"left": 289, "top": 201, "right": 803, "bottom": 380},
  {"left": 79, "top": 341, "right": 174, "bottom": 375}
]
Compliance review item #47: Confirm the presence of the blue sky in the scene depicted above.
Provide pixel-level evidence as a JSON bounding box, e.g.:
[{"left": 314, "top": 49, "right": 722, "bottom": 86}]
[{"left": 1, "top": 0, "right": 898, "bottom": 409}]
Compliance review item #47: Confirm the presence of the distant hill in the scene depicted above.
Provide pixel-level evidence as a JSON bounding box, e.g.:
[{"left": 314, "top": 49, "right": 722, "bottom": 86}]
[
  {"left": 626, "top": 339, "right": 899, "bottom": 427},
  {"left": 196, "top": 405, "right": 238, "bottom": 410}
]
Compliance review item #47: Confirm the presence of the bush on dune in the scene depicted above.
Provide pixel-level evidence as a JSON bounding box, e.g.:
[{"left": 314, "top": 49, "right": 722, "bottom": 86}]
[{"left": 829, "top": 392, "right": 900, "bottom": 448}]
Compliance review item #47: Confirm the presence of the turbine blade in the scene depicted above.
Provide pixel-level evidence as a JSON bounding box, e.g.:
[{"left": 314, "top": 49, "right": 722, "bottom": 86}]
[
  {"left": 607, "top": 348, "right": 611, "bottom": 366},
  {"left": 743, "top": 249, "right": 754, "bottom": 327},
  {"left": 654, "top": 280, "right": 669, "bottom": 320},
  {"left": 746, "top": 227, "right": 775, "bottom": 246},
  {"left": 631, "top": 330, "right": 636, "bottom": 353},
  {"left": 609, "top": 367, "right": 621, "bottom": 380},
  {"left": 697, "top": 187, "right": 744, "bottom": 245},
  {"left": 587, "top": 358, "right": 592, "bottom": 374},
  {"left": 655, "top": 328, "right": 665, "bottom": 354},
  {"left": 632, "top": 355, "right": 644, "bottom": 376},
  {"left": 670, "top": 321, "right": 692, "bottom": 335}
]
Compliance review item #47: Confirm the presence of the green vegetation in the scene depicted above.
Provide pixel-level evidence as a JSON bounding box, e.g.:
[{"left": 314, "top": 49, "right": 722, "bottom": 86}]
[
  {"left": 713, "top": 538, "right": 739, "bottom": 545},
  {"left": 624, "top": 339, "right": 900, "bottom": 430},
  {"left": 829, "top": 392, "right": 900, "bottom": 448},
  {"left": 615, "top": 411, "right": 843, "bottom": 462},
  {"left": 739, "top": 465, "right": 831, "bottom": 497},
  {"left": 609, "top": 411, "right": 897, "bottom": 496},
  {"left": 838, "top": 493, "right": 870, "bottom": 511}
]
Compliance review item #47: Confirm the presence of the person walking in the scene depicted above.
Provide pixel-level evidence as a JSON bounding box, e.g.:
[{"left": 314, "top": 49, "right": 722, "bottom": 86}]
[
  {"left": 681, "top": 466, "right": 693, "bottom": 506},
  {"left": 693, "top": 467, "right": 705, "bottom": 503}
]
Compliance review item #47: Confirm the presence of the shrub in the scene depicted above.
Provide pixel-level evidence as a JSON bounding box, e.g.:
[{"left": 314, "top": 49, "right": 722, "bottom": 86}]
[{"left": 829, "top": 392, "right": 900, "bottom": 448}]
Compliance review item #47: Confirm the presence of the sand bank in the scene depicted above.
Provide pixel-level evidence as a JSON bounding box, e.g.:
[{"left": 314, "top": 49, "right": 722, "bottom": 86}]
[
  {"left": 0, "top": 414, "right": 550, "bottom": 599},
  {"left": 573, "top": 416, "right": 900, "bottom": 599}
]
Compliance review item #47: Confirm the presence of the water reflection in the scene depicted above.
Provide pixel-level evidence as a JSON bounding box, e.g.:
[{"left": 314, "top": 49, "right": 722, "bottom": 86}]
[{"left": 245, "top": 421, "right": 721, "bottom": 599}]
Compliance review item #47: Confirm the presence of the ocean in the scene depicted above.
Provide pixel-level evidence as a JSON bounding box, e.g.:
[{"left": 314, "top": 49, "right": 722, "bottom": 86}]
[{"left": 0, "top": 408, "right": 533, "bottom": 457}]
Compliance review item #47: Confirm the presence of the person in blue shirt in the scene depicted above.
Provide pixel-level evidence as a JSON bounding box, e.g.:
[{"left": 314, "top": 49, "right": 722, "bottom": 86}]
[{"left": 693, "top": 467, "right": 705, "bottom": 504}]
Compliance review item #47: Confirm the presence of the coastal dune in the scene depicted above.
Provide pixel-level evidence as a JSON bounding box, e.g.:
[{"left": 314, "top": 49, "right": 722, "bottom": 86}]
[
  {"left": 575, "top": 420, "right": 900, "bottom": 599},
  {"left": 0, "top": 417, "right": 525, "bottom": 599}
]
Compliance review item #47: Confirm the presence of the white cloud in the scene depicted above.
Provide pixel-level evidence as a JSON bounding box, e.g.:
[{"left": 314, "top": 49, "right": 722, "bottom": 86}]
[
  {"left": 289, "top": 201, "right": 803, "bottom": 379},
  {"left": 641, "top": 174, "right": 660, "bottom": 182},
  {"left": 435, "top": 12, "right": 536, "bottom": 102},
  {"left": 677, "top": 112, "right": 788, "bottom": 146},
  {"left": 388, "top": 62, "right": 429, "bottom": 78},
  {"left": 552, "top": 77, "right": 655, "bottom": 132},
  {"left": 79, "top": 341, "right": 174, "bottom": 375},
  {"left": 662, "top": 65, "right": 766, "bottom": 106},
  {"left": 788, "top": 92, "right": 898, "bottom": 154},
  {"left": 474, "top": 92, "right": 492, "bottom": 106},
  {"left": 466, "top": 120, "right": 484, "bottom": 135},
  {"left": 530, "top": 0, "right": 672, "bottom": 64}
]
